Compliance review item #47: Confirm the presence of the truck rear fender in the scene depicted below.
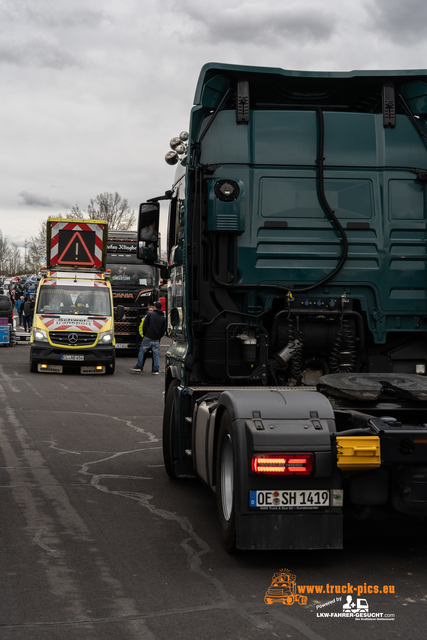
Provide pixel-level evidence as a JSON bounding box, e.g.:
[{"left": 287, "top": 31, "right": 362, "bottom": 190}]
[{"left": 212, "top": 390, "right": 337, "bottom": 509}]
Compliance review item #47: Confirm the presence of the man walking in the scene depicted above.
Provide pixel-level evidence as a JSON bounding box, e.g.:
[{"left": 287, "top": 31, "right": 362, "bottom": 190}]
[{"left": 131, "top": 301, "right": 166, "bottom": 374}]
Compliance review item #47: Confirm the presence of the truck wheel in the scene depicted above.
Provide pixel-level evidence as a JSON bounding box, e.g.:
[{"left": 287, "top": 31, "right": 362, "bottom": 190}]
[
  {"left": 162, "top": 379, "right": 180, "bottom": 479},
  {"left": 216, "top": 410, "right": 237, "bottom": 552}
]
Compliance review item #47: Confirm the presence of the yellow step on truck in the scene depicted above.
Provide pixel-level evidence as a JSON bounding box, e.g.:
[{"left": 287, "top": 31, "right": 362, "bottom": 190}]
[{"left": 29, "top": 218, "right": 124, "bottom": 374}]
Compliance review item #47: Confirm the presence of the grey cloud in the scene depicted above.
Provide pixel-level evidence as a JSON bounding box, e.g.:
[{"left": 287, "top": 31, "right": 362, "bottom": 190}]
[
  {"left": 5, "top": 234, "right": 27, "bottom": 249},
  {"left": 0, "top": 38, "right": 81, "bottom": 68},
  {"left": 0, "top": 0, "right": 107, "bottom": 68},
  {"left": 2, "top": 0, "right": 107, "bottom": 29},
  {"left": 368, "top": 0, "right": 427, "bottom": 40},
  {"left": 172, "top": 2, "right": 336, "bottom": 44},
  {"left": 18, "top": 191, "right": 72, "bottom": 209},
  {"left": 30, "top": 9, "right": 107, "bottom": 29}
]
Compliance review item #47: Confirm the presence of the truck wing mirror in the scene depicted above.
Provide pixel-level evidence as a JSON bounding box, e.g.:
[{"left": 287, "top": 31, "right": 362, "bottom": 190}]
[
  {"left": 137, "top": 202, "right": 160, "bottom": 263},
  {"left": 170, "top": 306, "right": 180, "bottom": 329},
  {"left": 115, "top": 304, "right": 125, "bottom": 321}
]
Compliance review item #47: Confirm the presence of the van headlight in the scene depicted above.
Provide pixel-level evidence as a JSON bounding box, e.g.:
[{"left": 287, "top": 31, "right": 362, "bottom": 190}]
[
  {"left": 33, "top": 328, "right": 48, "bottom": 342},
  {"left": 98, "top": 330, "right": 113, "bottom": 344}
]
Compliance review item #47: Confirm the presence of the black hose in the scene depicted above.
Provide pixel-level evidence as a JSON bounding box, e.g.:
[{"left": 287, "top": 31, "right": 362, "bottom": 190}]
[{"left": 208, "top": 106, "right": 349, "bottom": 294}]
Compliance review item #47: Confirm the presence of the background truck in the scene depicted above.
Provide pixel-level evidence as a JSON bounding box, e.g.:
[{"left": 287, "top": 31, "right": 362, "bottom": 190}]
[
  {"left": 137, "top": 63, "right": 427, "bottom": 551},
  {"left": 30, "top": 218, "right": 124, "bottom": 374},
  {"left": 106, "top": 229, "right": 161, "bottom": 353}
]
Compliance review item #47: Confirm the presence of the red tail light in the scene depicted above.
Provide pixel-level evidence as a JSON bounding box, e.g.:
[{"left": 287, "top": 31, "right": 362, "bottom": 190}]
[{"left": 251, "top": 453, "right": 314, "bottom": 475}]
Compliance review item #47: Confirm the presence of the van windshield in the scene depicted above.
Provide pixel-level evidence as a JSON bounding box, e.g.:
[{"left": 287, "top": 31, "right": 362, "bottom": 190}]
[{"left": 36, "top": 285, "right": 111, "bottom": 316}]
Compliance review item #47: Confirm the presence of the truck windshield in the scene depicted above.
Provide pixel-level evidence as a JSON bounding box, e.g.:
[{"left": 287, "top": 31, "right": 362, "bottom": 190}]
[
  {"left": 36, "top": 285, "right": 111, "bottom": 316},
  {"left": 107, "top": 261, "right": 158, "bottom": 287}
]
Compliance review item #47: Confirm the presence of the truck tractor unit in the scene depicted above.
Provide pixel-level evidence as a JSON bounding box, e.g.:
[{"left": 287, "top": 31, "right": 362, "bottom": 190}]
[
  {"left": 30, "top": 219, "right": 124, "bottom": 375},
  {"left": 137, "top": 64, "right": 427, "bottom": 551}
]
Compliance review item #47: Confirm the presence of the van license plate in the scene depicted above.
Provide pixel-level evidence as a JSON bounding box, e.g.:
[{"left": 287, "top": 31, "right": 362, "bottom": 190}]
[
  {"left": 249, "top": 490, "right": 330, "bottom": 509},
  {"left": 81, "top": 366, "right": 105, "bottom": 374},
  {"left": 38, "top": 365, "right": 63, "bottom": 373},
  {"left": 61, "top": 355, "right": 84, "bottom": 361}
]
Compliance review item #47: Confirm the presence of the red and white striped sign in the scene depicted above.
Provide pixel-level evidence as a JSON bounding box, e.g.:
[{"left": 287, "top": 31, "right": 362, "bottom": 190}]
[
  {"left": 42, "top": 278, "right": 108, "bottom": 287},
  {"left": 39, "top": 316, "right": 108, "bottom": 332},
  {"left": 49, "top": 221, "right": 105, "bottom": 267},
  {"left": 47, "top": 271, "right": 104, "bottom": 280}
]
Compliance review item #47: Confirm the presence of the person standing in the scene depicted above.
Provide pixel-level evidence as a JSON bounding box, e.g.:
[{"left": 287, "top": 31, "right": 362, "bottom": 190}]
[
  {"left": 23, "top": 296, "right": 35, "bottom": 332},
  {"left": 28, "top": 296, "right": 35, "bottom": 329},
  {"left": 22, "top": 297, "right": 30, "bottom": 331},
  {"left": 16, "top": 295, "right": 25, "bottom": 325},
  {"left": 138, "top": 305, "right": 154, "bottom": 371},
  {"left": 131, "top": 301, "right": 166, "bottom": 373}
]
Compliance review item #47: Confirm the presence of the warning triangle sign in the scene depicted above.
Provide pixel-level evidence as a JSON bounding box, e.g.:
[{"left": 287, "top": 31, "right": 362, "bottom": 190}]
[{"left": 57, "top": 230, "right": 96, "bottom": 266}]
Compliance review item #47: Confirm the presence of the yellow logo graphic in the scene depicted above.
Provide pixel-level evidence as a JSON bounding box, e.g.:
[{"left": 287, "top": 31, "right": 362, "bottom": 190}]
[{"left": 264, "top": 569, "right": 308, "bottom": 606}]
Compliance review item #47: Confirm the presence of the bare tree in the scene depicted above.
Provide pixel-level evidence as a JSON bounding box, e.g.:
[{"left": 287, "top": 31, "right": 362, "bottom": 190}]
[
  {"left": 26, "top": 220, "right": 47, "bottom": 274},
  {"left": 0, "top": 230, "right": 11, "bottom": 275},
  {"left": 0, "top": 232, "right": 25, "bottom": 276},
  {"left": 68, "top": 205, "right": 85, "bottom": 218},
  {"left": 86, "top": 192, "right": 135, "bottom": 230},
  {"left": 24, "top": 239, "right": 29, "bottom": 272},
  {"left": 6, "top": 244, "right": 23, "bottom": 275}
]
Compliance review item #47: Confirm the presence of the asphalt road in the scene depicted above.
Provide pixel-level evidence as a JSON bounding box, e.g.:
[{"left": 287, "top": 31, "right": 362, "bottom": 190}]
[{"left": 0, "top": 338, "right": 426, "bottom": 640}]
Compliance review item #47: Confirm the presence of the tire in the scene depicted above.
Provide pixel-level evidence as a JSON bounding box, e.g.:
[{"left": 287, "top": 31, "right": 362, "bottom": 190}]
[
  {"left": 105, "top": 361, "right": 115, "bottom": 375},
  {"left": 216, "top": 409, "right": 237, "bottom": 552},
  {"left": 162, "top": 379, "right": 180, "bottom": 479},
  {"left": 29, "top": 360, "right": 37, "bottom": 373}
]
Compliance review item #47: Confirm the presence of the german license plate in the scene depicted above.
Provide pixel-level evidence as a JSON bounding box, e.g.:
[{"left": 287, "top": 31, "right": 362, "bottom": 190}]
[
  {"left": 249, "top": 489, "right": 330, "bottom": 509},
  {"left": 61, "top": 355, "right": 84, "bottom": 361},
  {"left": 38, "top": 364, "right": 63, "bottom": 373},
  {"left": 81, "top": 366, "right": 105, "bottom": 374},
  {"left": 115, "top": 343, "right": 130, "bottom": 349}
]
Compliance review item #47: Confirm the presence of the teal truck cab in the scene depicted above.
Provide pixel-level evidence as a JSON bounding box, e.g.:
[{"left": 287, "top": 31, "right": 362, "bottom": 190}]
[{"left": 137, "top": 63, "right": 427, "bottom": 551}]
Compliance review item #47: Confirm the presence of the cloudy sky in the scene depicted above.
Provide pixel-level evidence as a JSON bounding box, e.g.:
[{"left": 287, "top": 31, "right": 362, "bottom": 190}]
[{"left": 1, "top": 0, "right": 426, "bottom": 251}]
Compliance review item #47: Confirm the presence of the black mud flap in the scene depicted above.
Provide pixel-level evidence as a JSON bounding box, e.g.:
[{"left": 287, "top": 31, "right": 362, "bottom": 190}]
[
  {"left": 236, "top": 512, "right": 343, "bottom": 550},
  {"left": 215, "top": 389, "right": 343, "bottom": 551}
]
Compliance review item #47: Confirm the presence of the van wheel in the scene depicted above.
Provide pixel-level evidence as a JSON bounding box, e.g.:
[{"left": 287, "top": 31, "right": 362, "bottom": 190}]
[
  {"left": 105, "top": 362, "right": 115, "bottom": 375},
  {"left": 216, "top": 410, "right": 237, "bottom": 552},
  {"left": 29, "top": 360, "right": 37, "bottom": 373},
  {"left": 162, "top": 379, "right": 180, "bottom": 478}
]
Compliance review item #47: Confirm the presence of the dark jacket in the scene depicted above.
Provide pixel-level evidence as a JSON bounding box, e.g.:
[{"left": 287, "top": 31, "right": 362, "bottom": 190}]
[
  {"left": 23, "top": 299, "right": 35, "bottom": 316},
  {"left": 142, "top": 309, "right": 166, "bottom": 341}
]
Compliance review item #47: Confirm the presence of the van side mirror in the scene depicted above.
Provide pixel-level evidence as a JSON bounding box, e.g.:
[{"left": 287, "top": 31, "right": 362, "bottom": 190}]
[
  {"left": 137, "top": 202, "right": 160, "bottom": 263},
  {"left": 115, "top": 305, "right": 125, "bottom": 321}
]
